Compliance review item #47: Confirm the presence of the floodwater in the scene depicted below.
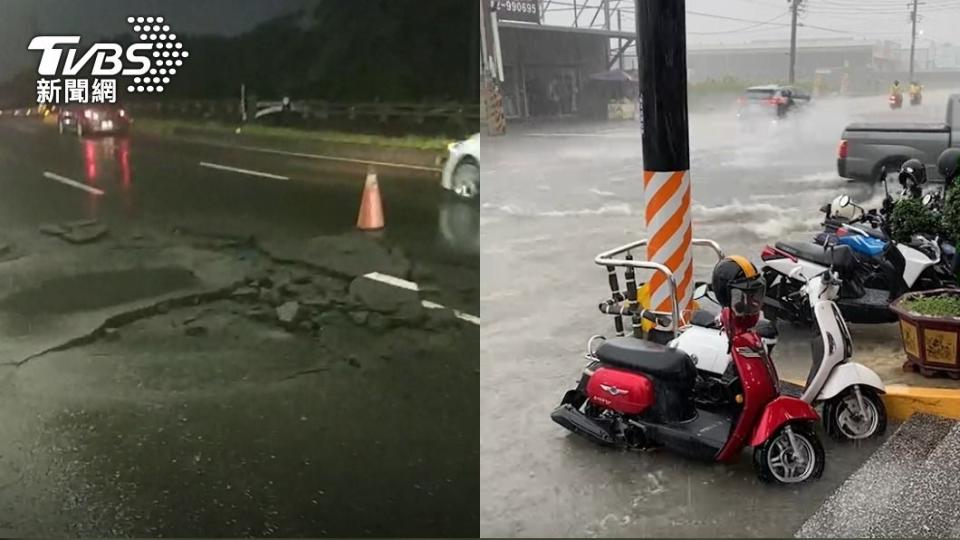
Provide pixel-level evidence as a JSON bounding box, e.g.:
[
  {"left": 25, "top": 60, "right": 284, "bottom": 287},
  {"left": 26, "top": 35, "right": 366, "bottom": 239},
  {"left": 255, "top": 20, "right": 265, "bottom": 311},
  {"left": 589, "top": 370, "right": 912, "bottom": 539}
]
[{"left": 480, "top": 90, "right": 954, "bottom": 537}]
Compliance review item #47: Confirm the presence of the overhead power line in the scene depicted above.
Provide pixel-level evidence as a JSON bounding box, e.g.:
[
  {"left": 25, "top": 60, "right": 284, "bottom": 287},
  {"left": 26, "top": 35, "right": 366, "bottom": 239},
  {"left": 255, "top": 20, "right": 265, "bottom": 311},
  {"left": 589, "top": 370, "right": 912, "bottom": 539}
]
[
  {"left": 688, "top": 11, "right": 790, "bottom": 35},
  {"left": 685, "top": 10, "right": 791, "bottom": 25}
]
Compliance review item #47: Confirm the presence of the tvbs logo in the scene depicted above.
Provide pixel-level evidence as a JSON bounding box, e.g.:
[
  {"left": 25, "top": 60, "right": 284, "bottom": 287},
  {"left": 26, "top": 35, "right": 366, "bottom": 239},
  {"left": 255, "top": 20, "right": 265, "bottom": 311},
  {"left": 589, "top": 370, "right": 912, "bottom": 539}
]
[{"left": 30, "top": 16, "right": 189, "bottom": 105}]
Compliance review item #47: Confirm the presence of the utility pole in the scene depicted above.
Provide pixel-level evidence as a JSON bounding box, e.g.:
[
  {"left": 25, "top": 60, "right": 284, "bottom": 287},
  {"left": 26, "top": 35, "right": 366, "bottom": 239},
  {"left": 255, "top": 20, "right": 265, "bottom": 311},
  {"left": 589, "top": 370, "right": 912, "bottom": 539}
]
[
  {"left": 909, "top": 0, "right": 919, "bottom": 83},
  {"left": 788, "top": 0, "right": 802, "bottom": 84},
  {"left": 480, "top": 1, "right": 506, "bottom": 135},
  {"left": 636, "top": 0, "right": 693, "bottom": 318}
]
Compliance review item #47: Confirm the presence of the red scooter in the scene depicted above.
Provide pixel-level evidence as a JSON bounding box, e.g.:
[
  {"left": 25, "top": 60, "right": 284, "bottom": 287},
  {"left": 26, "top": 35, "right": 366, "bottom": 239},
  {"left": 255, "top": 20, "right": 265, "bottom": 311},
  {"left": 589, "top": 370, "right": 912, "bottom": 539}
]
[{"left": 551, "top": 239, "right": 825, "bottom": 484}]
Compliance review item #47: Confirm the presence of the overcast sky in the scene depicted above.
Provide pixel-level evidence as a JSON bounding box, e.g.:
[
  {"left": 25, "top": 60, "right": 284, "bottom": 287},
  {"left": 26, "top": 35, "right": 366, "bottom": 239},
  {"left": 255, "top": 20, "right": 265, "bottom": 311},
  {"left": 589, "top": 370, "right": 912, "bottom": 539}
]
[
  {"left": 0, "top": 0, "right": 317, "bottom": 83},
  {"left": 540, "top": 0, "right": 960, "bottom": 47}
]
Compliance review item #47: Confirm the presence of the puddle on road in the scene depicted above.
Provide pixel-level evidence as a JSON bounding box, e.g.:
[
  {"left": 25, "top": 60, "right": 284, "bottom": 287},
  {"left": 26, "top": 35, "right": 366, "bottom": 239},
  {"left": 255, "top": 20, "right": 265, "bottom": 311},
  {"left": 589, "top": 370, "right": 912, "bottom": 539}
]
[{"left": 0, "top": 267, "right": 198, "bottom": 316}]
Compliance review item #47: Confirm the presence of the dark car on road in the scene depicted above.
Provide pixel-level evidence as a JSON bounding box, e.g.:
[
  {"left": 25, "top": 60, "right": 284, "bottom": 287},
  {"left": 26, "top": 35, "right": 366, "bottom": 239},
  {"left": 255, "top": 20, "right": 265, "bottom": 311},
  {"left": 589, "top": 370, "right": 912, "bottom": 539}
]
[
  {"left": 737, "top": 85, "right": 811, "bottom": 120},
  {"left": 58, "top": 104, "right": 131, "bottom": 137}
]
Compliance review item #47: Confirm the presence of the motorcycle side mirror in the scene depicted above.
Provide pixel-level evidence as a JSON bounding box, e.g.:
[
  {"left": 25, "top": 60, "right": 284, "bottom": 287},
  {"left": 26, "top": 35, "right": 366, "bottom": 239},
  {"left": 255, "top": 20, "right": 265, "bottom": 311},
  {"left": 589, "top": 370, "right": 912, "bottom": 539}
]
[{"left": 838, "top": 194, "right": 850, "bottom": 208}]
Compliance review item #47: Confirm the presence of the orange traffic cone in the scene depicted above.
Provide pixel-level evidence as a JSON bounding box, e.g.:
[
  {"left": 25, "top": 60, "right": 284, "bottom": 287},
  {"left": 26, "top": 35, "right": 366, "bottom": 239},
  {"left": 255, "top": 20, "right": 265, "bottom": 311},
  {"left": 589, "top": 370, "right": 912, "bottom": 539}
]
[{"left": 357, "top": 168, "right": 385, "bottom": 230}]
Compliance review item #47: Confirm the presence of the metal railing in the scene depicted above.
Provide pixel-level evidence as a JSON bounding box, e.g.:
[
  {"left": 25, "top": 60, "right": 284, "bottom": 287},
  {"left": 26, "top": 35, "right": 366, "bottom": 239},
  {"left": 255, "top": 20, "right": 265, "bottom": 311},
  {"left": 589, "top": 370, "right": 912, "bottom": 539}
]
[{"left": 594, "top": 238, "right": 724, "bottom": 338}]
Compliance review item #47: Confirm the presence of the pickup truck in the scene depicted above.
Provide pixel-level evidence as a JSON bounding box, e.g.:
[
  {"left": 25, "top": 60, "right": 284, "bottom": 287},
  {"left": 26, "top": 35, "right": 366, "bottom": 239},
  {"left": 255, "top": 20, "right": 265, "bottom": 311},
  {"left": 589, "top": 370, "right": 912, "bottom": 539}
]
[{"left": 837, "top": 93, "right": 960, "bottom": 181}]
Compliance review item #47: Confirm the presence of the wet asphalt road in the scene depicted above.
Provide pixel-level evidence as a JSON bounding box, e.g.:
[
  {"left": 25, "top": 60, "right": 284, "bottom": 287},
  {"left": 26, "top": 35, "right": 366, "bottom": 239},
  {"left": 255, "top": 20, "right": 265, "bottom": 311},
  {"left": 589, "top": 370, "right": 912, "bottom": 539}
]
[
  {"left": 480, "top": 91, "right": 953, "bottom": 537},
  {"left": 0, "top": 117, "right": 479, "bottom": 536},
  {"left": 0, "top": 117, "right": 478, "bottom": 315}
]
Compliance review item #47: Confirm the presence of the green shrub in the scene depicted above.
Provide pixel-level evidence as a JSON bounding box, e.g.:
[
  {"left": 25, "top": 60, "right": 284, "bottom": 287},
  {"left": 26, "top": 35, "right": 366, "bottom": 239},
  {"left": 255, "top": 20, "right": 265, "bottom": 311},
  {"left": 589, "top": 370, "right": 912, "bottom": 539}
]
[
  {"left": 888, "top": 197, "right": 942, "bottom": 243},
  {"left": 943, "top": 182, "right": 960, "bottom": 245}
]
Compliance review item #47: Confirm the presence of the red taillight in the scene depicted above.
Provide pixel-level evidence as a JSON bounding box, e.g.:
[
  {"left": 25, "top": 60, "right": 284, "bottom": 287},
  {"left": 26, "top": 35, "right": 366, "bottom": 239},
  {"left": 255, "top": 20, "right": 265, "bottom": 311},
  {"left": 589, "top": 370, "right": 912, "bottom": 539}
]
[
  {"left": 761, "top": 245, "right": 797, "bottom": 262},
  {"left": 767, "top": 96, "right": 786, "bottom": 106},
  {"left": 838, "top": 139, "right": 848, "bottom": 159}
]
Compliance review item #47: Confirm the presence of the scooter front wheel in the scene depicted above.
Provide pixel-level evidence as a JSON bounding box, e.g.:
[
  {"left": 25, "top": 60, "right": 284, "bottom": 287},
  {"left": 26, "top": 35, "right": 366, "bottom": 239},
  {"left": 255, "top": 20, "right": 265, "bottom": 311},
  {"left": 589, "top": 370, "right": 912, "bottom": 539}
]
[
  {"left": 824, "top": 386, "right": 887, "bottom": 441},
  {"left": 753, "top": 423, "right": 824, "bottom": 485}
]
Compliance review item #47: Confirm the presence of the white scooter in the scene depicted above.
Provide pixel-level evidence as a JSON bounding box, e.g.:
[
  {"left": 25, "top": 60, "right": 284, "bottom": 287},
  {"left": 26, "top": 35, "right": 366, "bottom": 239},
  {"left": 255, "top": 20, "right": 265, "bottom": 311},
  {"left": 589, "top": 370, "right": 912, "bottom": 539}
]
[
  {"left": 761, "top": 196, "right": 943, "bottom": 325},
  {"left": 791, "top": 265, "right": 887, "bottom": 440},
  {"left": 673, "top": 266, "right": 887, "bottom": 440}
]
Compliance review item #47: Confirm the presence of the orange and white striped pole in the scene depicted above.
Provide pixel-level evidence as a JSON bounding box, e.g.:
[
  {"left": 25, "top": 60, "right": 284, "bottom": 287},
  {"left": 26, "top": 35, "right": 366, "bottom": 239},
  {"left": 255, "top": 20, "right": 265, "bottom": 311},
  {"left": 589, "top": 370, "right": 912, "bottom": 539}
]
[{"left": 637, "top": 0, "right": 693, "bottom": 318}]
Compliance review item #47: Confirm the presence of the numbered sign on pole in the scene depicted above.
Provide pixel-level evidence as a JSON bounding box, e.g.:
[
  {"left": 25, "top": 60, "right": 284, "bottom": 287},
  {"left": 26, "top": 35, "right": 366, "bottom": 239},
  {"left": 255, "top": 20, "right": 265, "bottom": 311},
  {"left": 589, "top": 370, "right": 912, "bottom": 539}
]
[{"left": 496, "top": 0, "right": 540, "bottom": 24}]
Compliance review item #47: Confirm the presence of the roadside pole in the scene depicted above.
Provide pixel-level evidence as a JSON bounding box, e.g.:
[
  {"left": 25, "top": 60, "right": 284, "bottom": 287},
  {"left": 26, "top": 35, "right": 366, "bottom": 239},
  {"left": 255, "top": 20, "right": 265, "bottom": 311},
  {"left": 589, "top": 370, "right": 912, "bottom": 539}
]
[
  {"left": 481, "top": 0, "right": 506, "bottom": 136},
  {"left": 240, "top": 84, "right": 247, "bottom": 122},
  {"left": 788, "top": 0, "right": 801, "bottom": 84},
  {"left": 636, "top": 0, "right": 693, "bottom": 316},
  {"left": 908, "top": 0, "right": 919, "bottom": 84}
]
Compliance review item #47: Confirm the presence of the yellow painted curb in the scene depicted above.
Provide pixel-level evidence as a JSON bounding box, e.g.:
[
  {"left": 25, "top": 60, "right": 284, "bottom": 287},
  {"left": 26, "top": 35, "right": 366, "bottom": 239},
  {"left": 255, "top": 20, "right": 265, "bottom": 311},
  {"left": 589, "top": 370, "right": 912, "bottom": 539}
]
[
  {"left": 784, "top": 379, "right": 960, "bottom": 422},
  {"left": 881, "top": 384, "right": 960, "bottom": 422}
]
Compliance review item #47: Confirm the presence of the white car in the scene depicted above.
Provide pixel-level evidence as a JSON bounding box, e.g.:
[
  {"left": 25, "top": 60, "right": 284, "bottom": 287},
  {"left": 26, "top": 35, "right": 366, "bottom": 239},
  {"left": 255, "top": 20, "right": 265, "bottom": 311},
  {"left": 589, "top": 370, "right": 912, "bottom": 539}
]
[{"left": 441, "top": 133, "right": 479, "bottom": 199}]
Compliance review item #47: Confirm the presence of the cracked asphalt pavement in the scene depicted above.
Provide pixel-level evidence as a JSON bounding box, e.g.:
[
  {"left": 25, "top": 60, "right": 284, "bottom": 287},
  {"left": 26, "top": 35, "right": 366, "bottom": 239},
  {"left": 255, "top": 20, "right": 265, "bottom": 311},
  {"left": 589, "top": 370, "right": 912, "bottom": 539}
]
[{"left": 0, "top": 117, "right": 479, "bottom": 536}]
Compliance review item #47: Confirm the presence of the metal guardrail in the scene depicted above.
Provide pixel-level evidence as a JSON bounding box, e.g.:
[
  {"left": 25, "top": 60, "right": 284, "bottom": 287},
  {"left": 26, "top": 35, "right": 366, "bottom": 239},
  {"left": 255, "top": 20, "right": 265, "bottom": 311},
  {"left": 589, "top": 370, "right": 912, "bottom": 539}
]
[
  {"left": 0, "top": 100, "right": 481, "bottom": 136},
  {"left": 127, "top": 99, "right": 481, "bottom": 124}
]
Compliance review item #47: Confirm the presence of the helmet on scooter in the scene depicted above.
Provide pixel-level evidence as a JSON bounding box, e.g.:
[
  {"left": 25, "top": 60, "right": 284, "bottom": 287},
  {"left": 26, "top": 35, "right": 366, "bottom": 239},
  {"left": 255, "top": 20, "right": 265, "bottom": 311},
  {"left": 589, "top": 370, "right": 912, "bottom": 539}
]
[
  {"left": 937, "top": 148, "right": 960, "bottom": 184},
  {"left": 899, "top": 158, "right": 927, "bottom": 186},
  {"left": 712, "top": 256, "right": 765, "bottom": 320}
]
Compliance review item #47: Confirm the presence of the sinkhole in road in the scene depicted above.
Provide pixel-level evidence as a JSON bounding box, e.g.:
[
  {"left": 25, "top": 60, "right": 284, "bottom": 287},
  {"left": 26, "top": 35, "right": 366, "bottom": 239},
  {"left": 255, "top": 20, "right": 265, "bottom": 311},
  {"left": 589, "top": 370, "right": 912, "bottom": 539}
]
[{"left": 0, "top": 267, "right": 198, "bottom": 315}]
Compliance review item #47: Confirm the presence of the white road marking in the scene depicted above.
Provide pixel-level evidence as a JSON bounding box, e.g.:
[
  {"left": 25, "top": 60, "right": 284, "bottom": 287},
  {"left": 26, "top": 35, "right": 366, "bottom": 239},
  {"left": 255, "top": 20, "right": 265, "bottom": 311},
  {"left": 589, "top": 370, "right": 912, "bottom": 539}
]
[
  {"left": 452, "top": 310, "right": 480, "bottom": 325},
  {"left": 190, "top": 140, "right": 442, "bottom": 173},
  {"left": 42, "top": 171, "right": 105, "bottom": 195},
  {"left": 421, "top": 299, "right": 480, "bottom": 326},
  {"left": 363, "top": 271, "right": 420, "bottom": 291},
  {"left": 233, "top": 144, "right": 443, "bottom": 172},
  {"left": 199, "top": 161, "right": 290, "bottom": 180},
  {"left": 362, "top": 272, "right": 479, "bottom": 325}
]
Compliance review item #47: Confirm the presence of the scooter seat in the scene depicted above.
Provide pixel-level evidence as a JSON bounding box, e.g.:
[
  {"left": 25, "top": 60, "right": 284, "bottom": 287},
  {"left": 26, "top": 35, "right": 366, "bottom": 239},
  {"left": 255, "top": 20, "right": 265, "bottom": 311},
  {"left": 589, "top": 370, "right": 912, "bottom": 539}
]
[
  {"left": 823, "top": 218, "right": 888, "bottom": 241},
  {"left": 689, "top": 310, "right": 719, "bottom": 328},
  {"left": 755, "top": 319, "right": 778, "bottom": 340},
  {"left": 595, "top": 337, "right": 696, "bottom": 381},
  {"left": 775, "top": 241, "right": 854, "bottom": 269}
]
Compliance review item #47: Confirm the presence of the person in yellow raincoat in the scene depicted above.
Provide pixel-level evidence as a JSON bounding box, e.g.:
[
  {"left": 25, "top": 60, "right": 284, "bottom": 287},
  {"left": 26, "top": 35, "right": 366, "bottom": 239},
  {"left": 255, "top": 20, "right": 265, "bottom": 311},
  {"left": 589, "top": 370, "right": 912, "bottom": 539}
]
[{"left": 909, "top": 81, "right": 923, "bottom": 105}]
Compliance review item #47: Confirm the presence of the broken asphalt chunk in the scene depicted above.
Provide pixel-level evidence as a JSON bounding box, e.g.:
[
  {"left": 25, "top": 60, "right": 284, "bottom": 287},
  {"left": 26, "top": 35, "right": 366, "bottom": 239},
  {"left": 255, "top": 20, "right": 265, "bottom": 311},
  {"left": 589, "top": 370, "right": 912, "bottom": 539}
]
[{"left": 276, "top": 301, "right": 302, "bottom": 326}]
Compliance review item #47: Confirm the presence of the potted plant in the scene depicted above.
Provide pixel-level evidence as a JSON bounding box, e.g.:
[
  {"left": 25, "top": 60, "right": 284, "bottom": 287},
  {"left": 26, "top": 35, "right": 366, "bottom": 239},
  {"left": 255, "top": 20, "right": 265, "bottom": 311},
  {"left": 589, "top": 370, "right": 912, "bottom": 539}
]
[{"left": 891, "top": 289, "right": 960, "bottom": 378}]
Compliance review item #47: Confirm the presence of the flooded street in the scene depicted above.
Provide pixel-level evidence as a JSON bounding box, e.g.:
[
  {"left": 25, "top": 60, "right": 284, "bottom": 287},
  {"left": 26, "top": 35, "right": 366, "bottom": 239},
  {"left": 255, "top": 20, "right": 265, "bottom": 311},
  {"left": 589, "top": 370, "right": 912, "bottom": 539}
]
[{"left": 480, "top": 91, "right": 953, "bottom": 537}]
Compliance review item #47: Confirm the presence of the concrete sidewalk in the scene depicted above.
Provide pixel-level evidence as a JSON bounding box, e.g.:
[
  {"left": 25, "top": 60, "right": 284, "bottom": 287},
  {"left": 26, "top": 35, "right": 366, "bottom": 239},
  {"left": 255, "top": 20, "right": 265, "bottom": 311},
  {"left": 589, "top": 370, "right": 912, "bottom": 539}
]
[{"left": 798, "top": 414, "right": 960, "bottom": 538}]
